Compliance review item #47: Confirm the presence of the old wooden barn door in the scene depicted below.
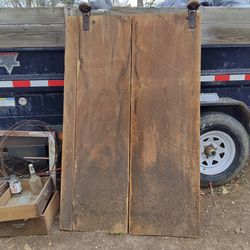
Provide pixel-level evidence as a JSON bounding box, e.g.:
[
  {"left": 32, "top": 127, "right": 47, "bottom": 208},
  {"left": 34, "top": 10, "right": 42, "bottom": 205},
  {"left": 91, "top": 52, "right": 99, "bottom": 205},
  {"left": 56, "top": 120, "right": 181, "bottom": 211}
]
[{"left": 61, "top": 12, "right": 200, "bottom": 238}]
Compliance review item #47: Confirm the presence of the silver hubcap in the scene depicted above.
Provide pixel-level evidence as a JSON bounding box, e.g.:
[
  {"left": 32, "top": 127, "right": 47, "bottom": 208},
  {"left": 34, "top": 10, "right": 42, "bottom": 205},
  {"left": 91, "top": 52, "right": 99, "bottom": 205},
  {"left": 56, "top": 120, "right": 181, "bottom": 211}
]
[{"left": 200, "top": 130, "right": 236, "bottom": 175}]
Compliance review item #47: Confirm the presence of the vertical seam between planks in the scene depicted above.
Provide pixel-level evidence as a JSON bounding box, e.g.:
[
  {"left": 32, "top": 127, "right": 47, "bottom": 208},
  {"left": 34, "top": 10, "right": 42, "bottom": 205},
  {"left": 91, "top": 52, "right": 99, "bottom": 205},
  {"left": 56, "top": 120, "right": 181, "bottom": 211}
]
[
  {"left": 60, "top": 16, "right": 76, "bottom": 230},
  {"left": 72, "top": 17, "right": 80, "bottom": 230},
  {"left": 127, "top": 16, "right": 133, "bottom": 234},
  {"left": 197, "top": 16, "right": 201, "bottom": 235}
]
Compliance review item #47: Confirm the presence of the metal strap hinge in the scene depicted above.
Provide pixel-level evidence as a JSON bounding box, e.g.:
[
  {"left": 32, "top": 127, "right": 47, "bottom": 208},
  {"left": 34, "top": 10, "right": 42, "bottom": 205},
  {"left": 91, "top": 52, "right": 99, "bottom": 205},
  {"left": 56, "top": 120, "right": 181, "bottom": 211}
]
[
  {"left": 83, "top": 13, "right": 91, "bottom": 32},
  {"left": 187, "top": 0, "right": 200, "bottom": 29},
  {"left": 188, "top": 10, "right": 197, "bottom": 29},
  {"left": 78, "top": 3, "right": 92, "bottom": 32}
]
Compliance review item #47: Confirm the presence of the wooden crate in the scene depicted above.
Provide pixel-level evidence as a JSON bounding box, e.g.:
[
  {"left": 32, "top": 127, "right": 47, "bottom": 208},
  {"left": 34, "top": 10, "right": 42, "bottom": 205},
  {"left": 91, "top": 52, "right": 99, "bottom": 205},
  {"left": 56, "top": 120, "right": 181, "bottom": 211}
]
[
  {"left": 0, "top": 130, "right": 57, "bottom": 188},
  {"left": 0, "top": 191, "right": 59, "bottom": 236},
  {"left": 0, "top": 176, "right": 54, "bottom": 222}
]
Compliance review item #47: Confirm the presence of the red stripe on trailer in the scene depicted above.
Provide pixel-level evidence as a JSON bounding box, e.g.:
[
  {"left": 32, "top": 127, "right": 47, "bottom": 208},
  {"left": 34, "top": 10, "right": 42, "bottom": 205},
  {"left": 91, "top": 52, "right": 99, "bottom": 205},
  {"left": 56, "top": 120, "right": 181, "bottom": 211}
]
[
  {"left": 48, "top": 80, "right": 64, "bottom": 86},
  {"left": 0, "top": 52, "right": 18, "bottom": 56},
  {"left": 13, "top": 80, "right": 30, "bottom": 88},
  {"left": 245, "top": 74, "right": 250, "bottom": 80},
  {"left": 214, "top": 75, "right": 230, "bottom": 82},
  {"left": 0, "top": 80, "right": 64, "bottom": 88}
]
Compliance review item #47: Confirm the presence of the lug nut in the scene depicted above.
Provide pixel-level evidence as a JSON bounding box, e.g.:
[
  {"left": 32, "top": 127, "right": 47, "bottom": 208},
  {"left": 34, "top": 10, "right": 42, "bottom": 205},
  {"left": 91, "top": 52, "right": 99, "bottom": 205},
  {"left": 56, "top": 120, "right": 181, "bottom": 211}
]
[{"left": 204, "top": 145, "right": 216, "bottom": 157}]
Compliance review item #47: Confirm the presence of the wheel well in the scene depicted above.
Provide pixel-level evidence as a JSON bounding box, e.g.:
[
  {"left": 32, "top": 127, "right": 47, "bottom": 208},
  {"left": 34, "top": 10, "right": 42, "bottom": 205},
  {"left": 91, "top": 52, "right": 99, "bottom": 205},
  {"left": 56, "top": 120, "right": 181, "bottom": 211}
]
[{"left": 201, "top": 105, "right": 250, "bottom": 134}]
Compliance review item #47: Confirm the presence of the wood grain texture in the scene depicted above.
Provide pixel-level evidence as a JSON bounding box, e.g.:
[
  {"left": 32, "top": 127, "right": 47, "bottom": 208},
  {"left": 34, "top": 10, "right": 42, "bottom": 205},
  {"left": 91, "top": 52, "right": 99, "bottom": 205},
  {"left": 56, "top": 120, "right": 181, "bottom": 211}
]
[
  {"left": 1, "top": 7, "right": 250, "bottom": 47},
  {"left": 60, "top": 17, "right": 79, "bottom": 231},
  {"left": 129, "top": 13, "right": 200, "bottom": 237},
  {"left": 44, "top": 191, "right": 60, "bottom": 232},
  {"left": 0, "top": 24, "right": 65, "bottom": 48},
  {"left": 200, "top": 8, "right": 250, "bottom": 45},
  {"left": 73, "top": 15, "right": 131, "bottom": 233},
  {"left": 0, "top": 8, "right": 64, "bottom": 24},
  {"left": 0, "top": 7, "right": 65, "bottom": 48},
  {"left": 61, "top": 16, "right": 131, "bottom": 233},
  {"left": 36, "top": 177, "right": 54, "bottom": 215}
]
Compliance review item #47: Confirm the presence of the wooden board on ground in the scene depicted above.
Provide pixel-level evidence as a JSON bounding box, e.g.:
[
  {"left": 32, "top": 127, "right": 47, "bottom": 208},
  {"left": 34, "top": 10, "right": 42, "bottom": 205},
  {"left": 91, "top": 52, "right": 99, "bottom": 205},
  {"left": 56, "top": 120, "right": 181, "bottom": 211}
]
[
  {"left": 129, "top": 13, "right": 200, "bottom": 237},
  {"left": 60, "top": 16, "right": 131, "bottom": 233}
]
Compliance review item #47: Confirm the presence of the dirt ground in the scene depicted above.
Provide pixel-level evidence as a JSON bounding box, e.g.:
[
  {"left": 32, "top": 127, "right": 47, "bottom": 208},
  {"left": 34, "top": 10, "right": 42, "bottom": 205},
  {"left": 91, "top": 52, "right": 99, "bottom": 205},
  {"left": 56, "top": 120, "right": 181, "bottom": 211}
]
[{"left": 1, "top": 166, "right": 250, "bottom": 250}]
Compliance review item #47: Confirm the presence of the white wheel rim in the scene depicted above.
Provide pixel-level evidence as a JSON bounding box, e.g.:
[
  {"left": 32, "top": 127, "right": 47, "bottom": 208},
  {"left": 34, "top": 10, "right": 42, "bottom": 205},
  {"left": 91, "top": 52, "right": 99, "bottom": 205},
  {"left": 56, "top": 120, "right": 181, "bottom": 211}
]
[{"left": 200, "top": 130, "right": 236, "bottom": 175}]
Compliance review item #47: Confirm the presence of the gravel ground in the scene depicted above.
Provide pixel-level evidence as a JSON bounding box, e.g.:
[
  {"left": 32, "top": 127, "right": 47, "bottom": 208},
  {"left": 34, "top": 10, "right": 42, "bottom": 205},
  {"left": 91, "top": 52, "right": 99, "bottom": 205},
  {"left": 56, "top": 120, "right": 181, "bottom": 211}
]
[{"left": 1, "top": 167, "right": 250, "bottom": 250}]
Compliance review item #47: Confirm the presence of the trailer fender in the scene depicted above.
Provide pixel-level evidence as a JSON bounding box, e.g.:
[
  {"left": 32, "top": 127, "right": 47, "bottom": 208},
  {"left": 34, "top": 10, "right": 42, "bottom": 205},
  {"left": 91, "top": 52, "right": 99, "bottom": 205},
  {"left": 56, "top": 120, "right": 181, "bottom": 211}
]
[{"left": 200, "top": 93, "right": 250, "bottom": 134}]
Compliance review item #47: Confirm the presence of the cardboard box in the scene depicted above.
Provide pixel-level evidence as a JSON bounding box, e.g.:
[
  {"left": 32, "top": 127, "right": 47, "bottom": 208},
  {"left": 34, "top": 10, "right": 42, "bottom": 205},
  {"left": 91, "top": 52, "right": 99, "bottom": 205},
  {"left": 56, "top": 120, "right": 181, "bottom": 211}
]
[{"left": 0, "top": 191, "right": 59, "bottom": 236}]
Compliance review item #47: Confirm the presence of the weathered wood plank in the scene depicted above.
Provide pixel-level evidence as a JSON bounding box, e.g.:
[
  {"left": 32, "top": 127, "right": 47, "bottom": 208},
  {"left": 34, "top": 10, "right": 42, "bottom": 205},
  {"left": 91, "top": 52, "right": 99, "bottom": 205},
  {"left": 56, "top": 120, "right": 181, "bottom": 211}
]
[
  {"left": 73, "top": 15, "right": 131, "bottom": 233},
  {"left": 0, "top": 24, "right": 65, "bottom": 48},
  {"left": 109, "top": 8, "right": 250, "bottom": 45},
  {"left": 0, "top": 8, "right": 65, "bottom": 24},
  {"left": 0, "top": 7, "right": 250, "bottom": 47},
  {"left": 60, "top": 17, "right": 79, "bottom": 231},
  {"left": 200, "top": 7, "right": 250, "bottom": 44},
  {"left": 202, "top": 24, "right": 250, "bottom": 45},
  {"left": 129, "top": 13, "right": 200, "bottom": 237},
  {"left": 201, "top": 7, "right": 250, "bottom": 24},
  {"left": 61, "top": 15, "right": 131, "bottom": 233}
]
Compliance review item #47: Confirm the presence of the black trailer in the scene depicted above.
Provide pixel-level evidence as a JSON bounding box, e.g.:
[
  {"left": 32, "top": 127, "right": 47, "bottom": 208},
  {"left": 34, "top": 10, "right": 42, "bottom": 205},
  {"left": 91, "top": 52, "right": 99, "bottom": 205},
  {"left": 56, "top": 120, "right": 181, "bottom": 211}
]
[
  {"left": 201, "top": 45, "right": 250, "bottom": 186},
  {"left": 0, "top": 7, "right": 250, "bottom": 186}
]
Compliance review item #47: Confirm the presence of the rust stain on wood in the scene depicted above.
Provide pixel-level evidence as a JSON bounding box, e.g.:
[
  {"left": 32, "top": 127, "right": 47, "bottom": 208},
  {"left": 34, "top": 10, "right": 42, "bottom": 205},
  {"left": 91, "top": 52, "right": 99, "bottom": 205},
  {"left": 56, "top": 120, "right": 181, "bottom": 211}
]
[{"left": 141, "top": 125, "right": 158, "bottom": 169}]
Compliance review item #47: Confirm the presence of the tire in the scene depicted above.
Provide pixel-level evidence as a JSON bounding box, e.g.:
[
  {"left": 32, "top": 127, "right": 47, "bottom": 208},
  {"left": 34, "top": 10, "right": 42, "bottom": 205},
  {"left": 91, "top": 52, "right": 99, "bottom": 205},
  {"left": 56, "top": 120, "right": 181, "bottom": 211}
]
[{"left": 200, "top": 112, "right": 249, "bottom": 187}]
